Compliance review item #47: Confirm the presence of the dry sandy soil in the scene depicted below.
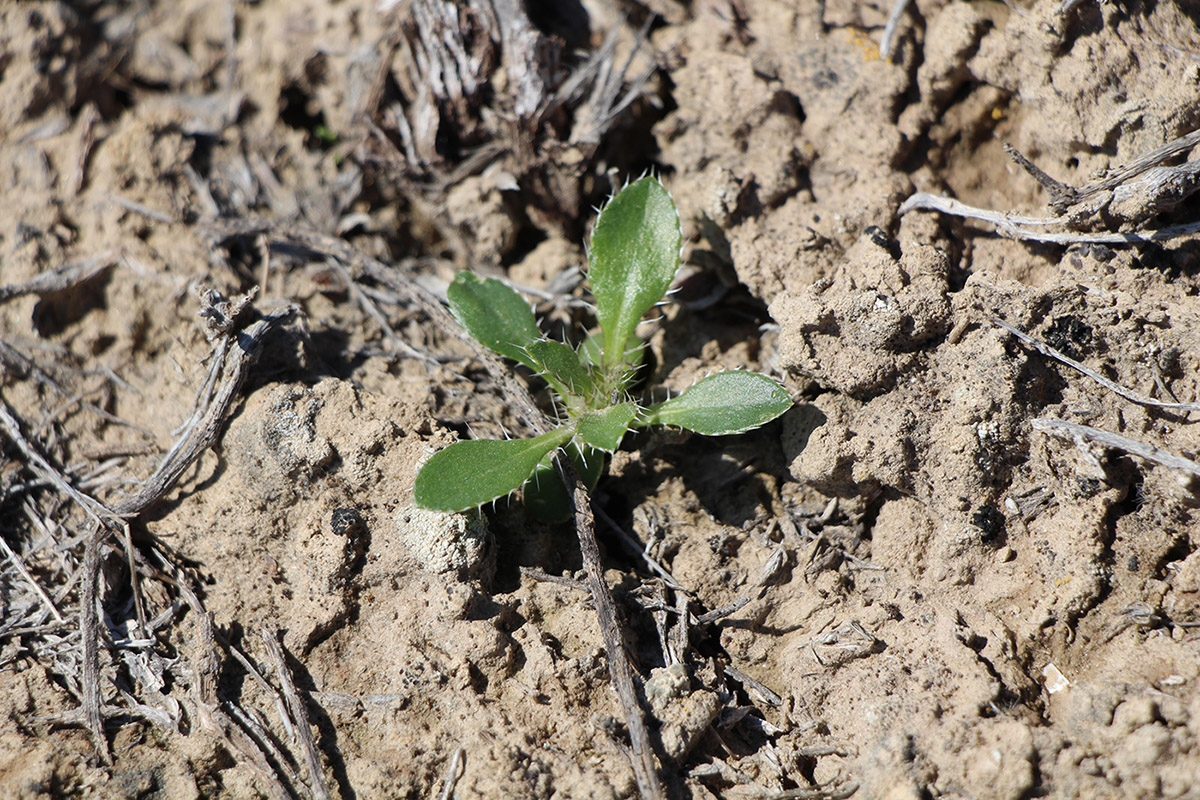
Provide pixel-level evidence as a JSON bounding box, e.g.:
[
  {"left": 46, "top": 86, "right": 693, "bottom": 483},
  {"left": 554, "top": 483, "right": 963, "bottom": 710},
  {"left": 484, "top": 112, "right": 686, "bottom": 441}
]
[{"left": 2, "top": 0, "right": 1200, "bottom": 798}]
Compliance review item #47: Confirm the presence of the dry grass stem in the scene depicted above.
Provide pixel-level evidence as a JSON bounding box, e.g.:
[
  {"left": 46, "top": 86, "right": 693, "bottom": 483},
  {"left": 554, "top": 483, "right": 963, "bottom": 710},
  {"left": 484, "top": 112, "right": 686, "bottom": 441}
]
[
  {"left": 262, "top": 628, "right": 334, "bottom": 800},
  {"left": 899, "top": 192, "right": 1200, "bottom": 244},
  {"left": 880, "top": 0, "right": 915, "bottom": 61},
  {"left": 435, "top": 748, "right": 467, "bottom": 800},
  {"left": 1031, "top": 417, "right": 1200, "bottom": 482},
  {"left": 992, "top": 318, "right": 1200, "bottom": 413},
  {"left": 562, "top": 458, "right": 666, "bottom": 800},
  {"left": 0, "top": 252, "right": 116, "bottom": 302}
]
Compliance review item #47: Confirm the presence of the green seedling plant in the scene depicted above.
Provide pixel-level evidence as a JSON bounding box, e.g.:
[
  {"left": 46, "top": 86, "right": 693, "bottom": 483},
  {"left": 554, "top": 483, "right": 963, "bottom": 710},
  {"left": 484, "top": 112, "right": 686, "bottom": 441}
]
[{"left": 414, "top": 177, "right": 792, "bottom": 520}]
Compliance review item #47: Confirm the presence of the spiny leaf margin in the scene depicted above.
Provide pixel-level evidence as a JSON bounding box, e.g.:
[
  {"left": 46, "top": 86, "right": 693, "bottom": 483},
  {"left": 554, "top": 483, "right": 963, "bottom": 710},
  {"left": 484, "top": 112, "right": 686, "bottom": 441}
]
[
  {"left": 414, "top": 427, "right": 573, "bottom": 512},
  {"left": 588, "top": 176, "right": 681, "bottom": 375},
  {"left": 640, "top": 371, "right": 792, "bottom": 436}
]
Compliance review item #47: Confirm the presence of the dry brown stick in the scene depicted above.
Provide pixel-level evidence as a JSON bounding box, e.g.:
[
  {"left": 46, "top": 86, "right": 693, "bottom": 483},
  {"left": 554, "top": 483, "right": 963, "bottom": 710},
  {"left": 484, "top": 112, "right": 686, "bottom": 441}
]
[
  {"left": 570, "top": 15, "right": 656, "bottom": 147},
  {"left": 1046, "top": 127, "right": 1200, "bottom": 211},
  {"left": 880, "top": 0, "right": 916, "bottom": 61},
  {"left": 0, "top": 252, "right": 117, "bottom": 303},
  {"left": 110, "top": 195, "right": 175, "bottom": 224},
  {"left": 435, "top": 748, "right": 466, "bottom": 800},
  {"left": 0, "top": 339, "right": 148, "bottom": 435},
  {"left": 992, "top": 318, "right": 1200, "bottom": 414},
  {"left": 0, "top": 396, "right": 118, "bottom": 526},
  {"left": 203, "top": 218, "right": 547, "bottom": 435},
  {"left": 0, "top": 530, "right": 64, "bottom": 624},
  {"left": 2, "top": 397, "right": 122, "bottom": 762},
  {"left": 1006, "top": 139, "right": 1200, "bottom": 218},
  {"left": 1003, "top": 143, "right": 1076, "bottom": 206},
  {"left": 899, "top": 192, "right": 1200, "bottom": 244},
  {"left": 168, "top": 334, "right": 228, "bottom": 440},
  {"left": 1031, "top": 417, "right": 1200, "bottom": 481},
  {"left": 695, "top": 597, "right": 752, "bottom": 625},
  {"left": 764, "top": 782, "right": 860, "bottom": 800},
  {"left": 325, "top": 260, "right": 438, "bottom": 365},
  {"left": 168, "top": 574, "right": 295, "bottom": 800},
  {"left": 261, "top": 629, "right": 334, "bottom": 800},
  {"left": 220, "top": 639, "right": 295, "bottom": 742},
  {"left": 592, "top": 504, "right": 686, "bottom": 590},
  {"left": 112, "top": 303, "right": 297, "bottom": 518},
  {"left": 564, "top": 463, "right": 665, "bottom": 800},
  {"left": 723, "top": 664, "right": 783, "bottom": 708},
  {"left": 670, "top": 591, "right": 688, "bottom": 666},
  {"left": 80, "top": 525, "right": 111, "bottom": 765},
  {"left": 119, "top": 521, "right": 148, "bottom": 640},
  {"left": 72, "top": 102, "right": 99, "bottom": 195}
]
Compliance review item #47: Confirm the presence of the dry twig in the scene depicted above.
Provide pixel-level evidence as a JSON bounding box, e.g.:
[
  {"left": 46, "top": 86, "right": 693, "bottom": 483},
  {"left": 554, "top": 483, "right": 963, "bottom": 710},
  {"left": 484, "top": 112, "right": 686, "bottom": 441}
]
[
  {"left": 262, "top": 629, "right": 333, "bottom": 800},
  {"left": 899, "top": 192, "right": 1200, "bottom": 244},
  {"left": 80, "top": 527, "right": 111, "bottom": 764},
  {"left": 880, "top": 0, "right": 915, "bottom": 61},
  {"left": 992, "top": 318, "right": 1200, "bottom": 414},
  {"left": 902, "top": 127, "right": 1200, "bottom": 240},
  {"left": 435, "top": 748, "right": 467, "bottom": 800},
  {"left": 114, "top": 297, "right": 299, "bottom": 518},
  {"left": 562, "top": 459, "right": 665, "bottom": 800},
  {"left": 1031, "top": 417, "right": 1200, "bottom": 482},
  {"left": 1010, "top": 128, "right": 1200, "bottom": 213},
  {"left": 0, "top": 252, "right": 116, "bottom": 302}
]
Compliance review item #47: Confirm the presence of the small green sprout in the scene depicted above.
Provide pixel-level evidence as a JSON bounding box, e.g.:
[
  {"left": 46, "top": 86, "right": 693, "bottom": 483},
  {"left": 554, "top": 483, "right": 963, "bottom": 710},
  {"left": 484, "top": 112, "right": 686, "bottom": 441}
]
[{"left": 414, "top": 177, "right": 792, "bottom": 520}]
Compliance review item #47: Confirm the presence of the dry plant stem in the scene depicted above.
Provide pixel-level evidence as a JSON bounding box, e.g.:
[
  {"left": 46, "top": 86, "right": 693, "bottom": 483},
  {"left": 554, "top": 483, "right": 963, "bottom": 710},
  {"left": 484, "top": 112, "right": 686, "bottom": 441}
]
[
  {"left": 1028, "top": 127, "right": 1200, "bottom": 212},
  {"left": 1002, "top": 143, "right": 1075, "bottom": 201},
  {"left": 204, "top": 219, "right": 547, "bottom": 435},
  {"left": 261, "top": 629, "right": 334, "bottom": 800},
  {"left": 765, "top": 783, "right": 860, "bottom": 800},
  {"left": 1032, "top": 417, "right": 1200, "bottom": 481},
  {"left": 563, "top": 462, "right": 665, "bottom": 800},
  {"left": 0, "top": 397, "right": 117, "bottom": 525},
  {"left": 992, "top": 318, "right": 1200, "bottom": 413},
  {"left": 0, "top": 529, "right": 64, "bottom": 624},
  {"left": 113, "top": 305, "right": 298, "bottom": 517},
  {"left": 121, "top": 521, "right": 148, "bottom": 639},
  {"left": 0, "top": 339, "right": 146, "bottom": 435},
  {"left": 899, "top": 192, "right": 1200, "bottom": 244},
  {"left": 695, "top": 597, "right": 751, "bottom": 625},
  {"left": 325, "top": 259, "right": 436, "bottom": 365},
  {"left": 880, "top": 0, "right": 915, "bottom": 61},
  {"left": 173, "top": 583, "right": 294, "bottom": 800},
  {"left": 592, "top": 504, "right": 686, "bottom": 590},
  {"left": 436, "top": 748, "right": 466, "bottom": 800},
  {"left": 724, "top": 664, "right": 782, "bottom": 708},
  {"left": 81, "top": 526, "right": 111, "bottom": 765},
  {"left": 148, "top": 557, "right": 301, "bottom": 795},
  {"left": 0, "top": 252, "right": 116, "bottom": 302}
]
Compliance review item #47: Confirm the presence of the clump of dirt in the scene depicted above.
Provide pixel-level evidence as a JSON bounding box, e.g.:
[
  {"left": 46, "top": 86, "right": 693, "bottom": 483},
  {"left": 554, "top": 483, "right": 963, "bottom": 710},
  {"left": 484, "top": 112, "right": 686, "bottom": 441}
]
[{"left": 2, "top": 1, "right": 1200, "bottom": 799}]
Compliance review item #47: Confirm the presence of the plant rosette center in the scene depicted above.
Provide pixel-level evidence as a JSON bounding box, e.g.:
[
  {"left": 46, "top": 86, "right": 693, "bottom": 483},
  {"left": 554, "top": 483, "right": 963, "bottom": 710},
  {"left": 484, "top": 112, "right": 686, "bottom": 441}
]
[{"left": 414, "top": 176, "right": 792, "bottom": 520}]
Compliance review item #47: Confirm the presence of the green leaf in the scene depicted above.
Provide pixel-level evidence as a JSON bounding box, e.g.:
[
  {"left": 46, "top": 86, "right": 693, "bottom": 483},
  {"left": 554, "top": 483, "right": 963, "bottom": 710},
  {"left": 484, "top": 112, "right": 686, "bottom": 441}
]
[
  {"left": 589, "top": 177, "right": 681, "bottom": 374},
  {"left": 526, "top": 340, "right": 592, "bottom": 397},
  {"left": 523, "top": 442, "right": 606, "bottom": 522},
  {"left": 641, "top": 371, "right": 792, "bottom": 435},
  {"left": 414, "top": 427, "right": 573, "bottom": 512},
  {"left": 447, "top": 273, "right": 541, "bottom": 370},
  {"left": 578, "top": 331, "right": 602, "bottom": 367},
  {"left": 576, "top": 401, "right": 637, "bottom": 452}
]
